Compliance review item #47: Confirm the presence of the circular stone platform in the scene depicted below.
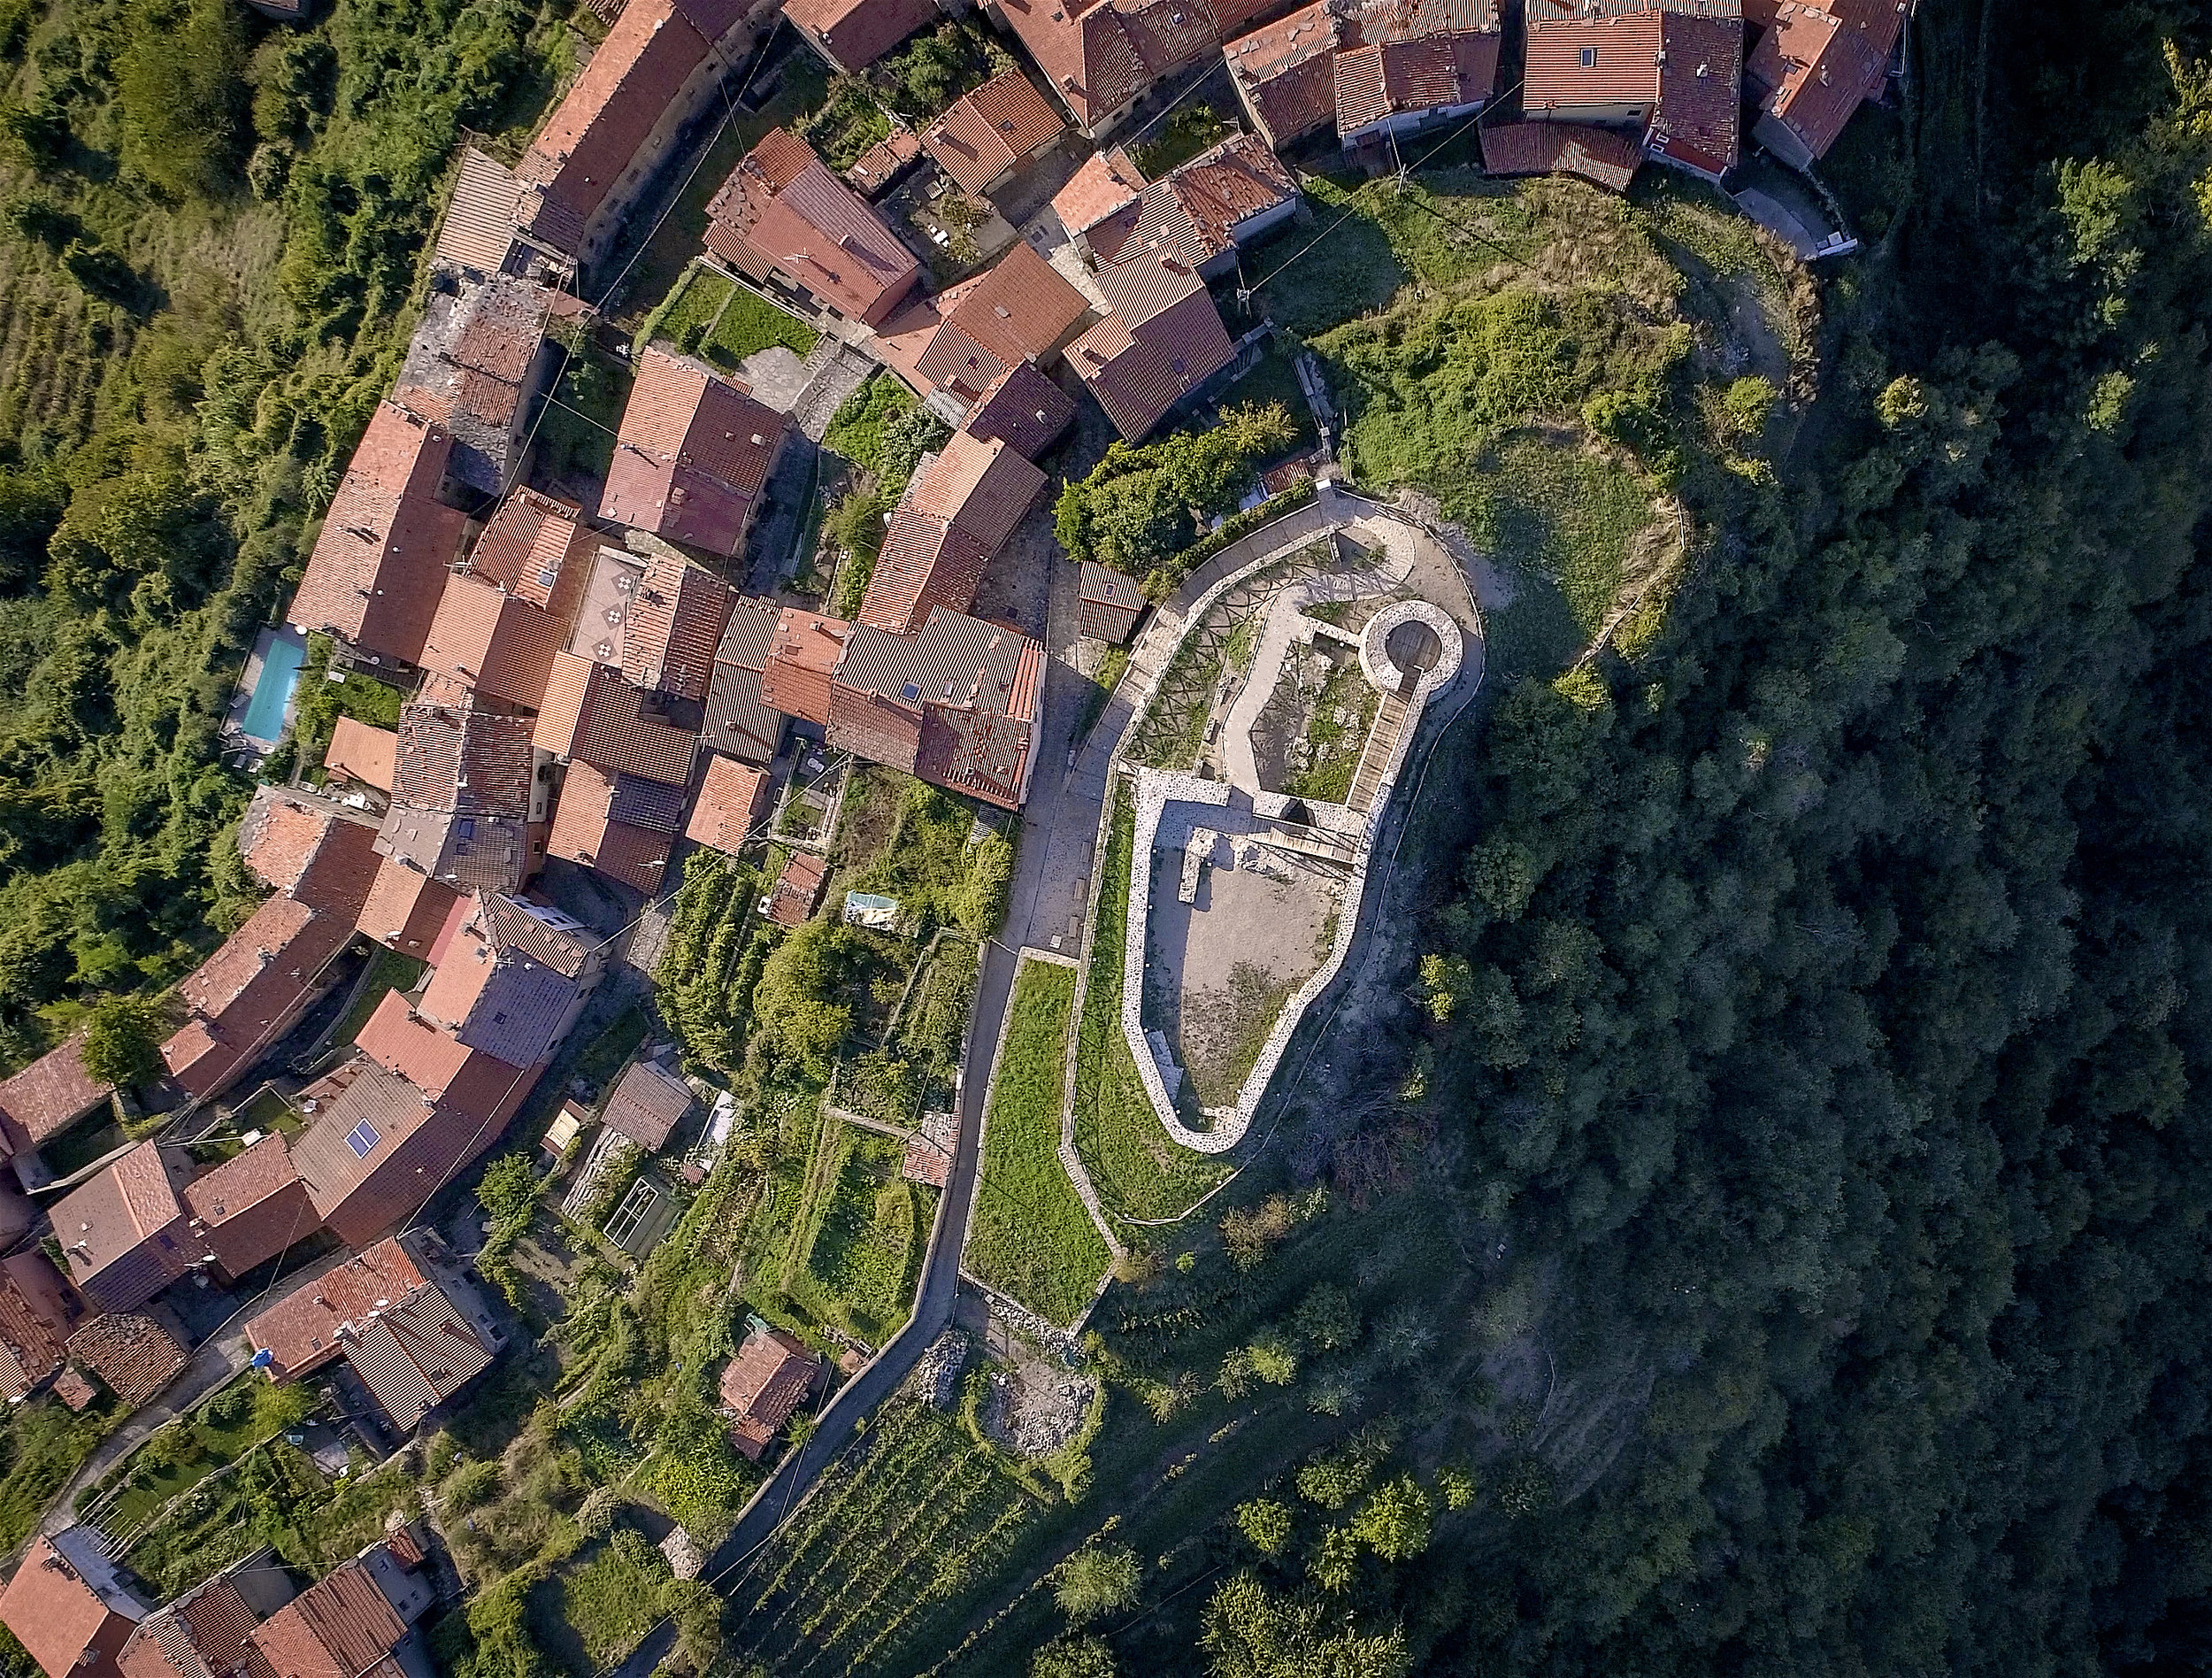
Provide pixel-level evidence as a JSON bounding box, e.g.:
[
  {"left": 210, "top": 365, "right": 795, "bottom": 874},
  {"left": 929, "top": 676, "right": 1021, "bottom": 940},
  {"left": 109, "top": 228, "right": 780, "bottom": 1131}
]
[{"left": 1359, "top": 599, "right": 1463, "bottom": 697}]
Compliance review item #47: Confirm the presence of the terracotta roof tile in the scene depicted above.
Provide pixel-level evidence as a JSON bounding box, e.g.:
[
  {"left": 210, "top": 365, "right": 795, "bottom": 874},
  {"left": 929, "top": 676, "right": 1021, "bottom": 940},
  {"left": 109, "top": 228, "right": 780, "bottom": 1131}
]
[
  {"left": 1071, "top": 257, "right": 1237, "bottom": 441},
  {"left": 1077, "top": 559, "right": 1145, "bottom": 641},
  {"left": 1745, "top": 0, "right": 1889, "bottom": 160},
  {"left": 915, "top": 244, "right": 1092, "bottom": 399},
  {"left": 781, "top": 0, "right": 938, "bottom": 71},
  {"left": 119, "top": 1574, "right": 270, "bottom": 1678},
  {"left": 603, "top": 350, "right": 790, "bottom": 558},
  {"left": 0, "top": 1035, "right": 112, "bottom": 1151},
  {"left": 67, "top": 1311, "right": 189, "bottom": 1407},
  {"left": 687, "top": 755, "right": 770, "bottom": 852},
  {"left": 761, "top": 610, "right": 851, "bottom": 726},
  {"left": 1050, "top": 146, "right": 1146, "bottom": 235},
  {"left": 763, "top": 849, "right": 829, "bottom": 926},
  {"left": 247, "top": 1562, "right": 402, "bottom": 1678},
  {"left": 324, "top": 720, "right": 398, "bottom": 793},
  {"left": 846, "top": 127, "right": 925, "bottom": 196},
  {"left": 536, "top": 655, "right": 700, "bottom": 783},
  {"left": 289, "top": 404, "right": 469, "bottom": 666},
  {"left": 621, "top": 550, "right": 735, "bottom": 702},
  {"left": 419, "top": 573, "right": 569, "bottom": 711},
  {"left": 465, "top": 489, "right": 596, "bottom": 623},
  {"left": 342, "top": 1282, "right": 494, "bottom": 1432},
  {"left": 1223, "top": 1, "right": 1341, "bottom": 145},
  {"left": 731, "top": 164, "right": 922, "bottom": 327},
  {"left": 1482, "top": 121, "right": 1644, "bottom": 193},
  {"left": 833, "top": 608, "right": 1044, "bottom": 807},
  {"left": 719, "top": 1327, "right": 818, "bottom": 1457},
  {"left": 180, "top": 1135, "right": 312, "bottom": 1282},
  {"left": 0, "top": 1252, "right": 77, "bottom": 1399},
  {"left": 392, "top": 276, "right": 553, "bottom": 496},
  {"left": 923, "top": 71, "right": 1068, "bottom": 196},
  {"left": 858, "top": 434, "right": 1045, "bottom": 634},
  {"left": 1, "top": 1534, "right": 144, "bottom": 1678},
  {"left": 546, "top": 765, "right": 676, "bottom": 892},
  {"left": 244, "top": 1236, "right": 433, "bottom": 1380},
  {"left": 602, "top": 1056, "right": 695, "bottom": 1151},
  {"left": 963, "top": 361, "right": 1077, "bottom": 460}
]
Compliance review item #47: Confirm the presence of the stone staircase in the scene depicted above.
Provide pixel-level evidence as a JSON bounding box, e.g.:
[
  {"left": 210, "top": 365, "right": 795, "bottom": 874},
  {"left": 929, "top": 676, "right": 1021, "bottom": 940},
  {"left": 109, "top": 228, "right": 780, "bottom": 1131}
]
[{"left": 1346, "top": 687, "right": 1409, "bottom": 813}]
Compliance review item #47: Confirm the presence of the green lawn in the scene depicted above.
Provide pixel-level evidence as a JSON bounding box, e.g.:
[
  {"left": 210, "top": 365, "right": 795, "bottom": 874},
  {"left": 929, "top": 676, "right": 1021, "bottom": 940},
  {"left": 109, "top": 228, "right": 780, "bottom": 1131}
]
[
  {"left": 1073, "top": 792, "right": 1232, "bottom": 1225},
  {"left": 703, "top": 284, "right": 818, "bottom": 365},
  {"left": 964, "top": 959, "right": 1110, "bottom": 1325},
  {"left": 789, "top": 1123, "right": 933, "bottom": 1342},
  {"left": 532, "top": 1527, "right": 672, "bottom": 1674},
  {"left": 637, "top": 265, "right": 734, "bottom": 355}
]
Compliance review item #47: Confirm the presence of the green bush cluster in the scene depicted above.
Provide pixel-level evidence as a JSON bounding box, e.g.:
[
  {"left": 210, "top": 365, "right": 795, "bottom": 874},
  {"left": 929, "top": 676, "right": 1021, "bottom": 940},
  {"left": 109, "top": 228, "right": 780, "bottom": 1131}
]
[{"left": 656, "top": 851, "right": 773, "bottom": 1074}]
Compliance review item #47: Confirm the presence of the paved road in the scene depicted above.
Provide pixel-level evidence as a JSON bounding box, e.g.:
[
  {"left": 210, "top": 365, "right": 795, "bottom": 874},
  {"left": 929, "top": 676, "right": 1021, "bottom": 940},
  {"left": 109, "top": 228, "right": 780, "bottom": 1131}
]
[{"left": 703, "top": 938, "right": 1016, "bottom": 1582}]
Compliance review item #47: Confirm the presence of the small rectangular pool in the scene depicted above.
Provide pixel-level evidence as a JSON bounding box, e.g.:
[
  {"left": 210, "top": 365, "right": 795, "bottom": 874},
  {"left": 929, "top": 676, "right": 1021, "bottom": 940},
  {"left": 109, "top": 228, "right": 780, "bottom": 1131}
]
[{"left": 238, "top": 627, "right": 307, "bottom": 743}]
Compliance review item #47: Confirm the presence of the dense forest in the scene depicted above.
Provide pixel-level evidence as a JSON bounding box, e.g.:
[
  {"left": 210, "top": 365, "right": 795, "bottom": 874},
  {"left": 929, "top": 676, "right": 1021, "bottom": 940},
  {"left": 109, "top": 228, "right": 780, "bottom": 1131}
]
[
  {"left": 0, "top": 0, "right": 568, "bottom": 1066},
  {"left": 1217, "top": 3, "right": 2212, "bottom": 1674}
]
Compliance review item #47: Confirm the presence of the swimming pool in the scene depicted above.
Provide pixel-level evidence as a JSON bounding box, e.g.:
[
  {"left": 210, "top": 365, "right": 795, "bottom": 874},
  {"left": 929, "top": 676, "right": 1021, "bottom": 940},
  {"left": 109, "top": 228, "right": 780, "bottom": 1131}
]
[{"left": 239, "top": 628, "right": 307, "bottom": 743}]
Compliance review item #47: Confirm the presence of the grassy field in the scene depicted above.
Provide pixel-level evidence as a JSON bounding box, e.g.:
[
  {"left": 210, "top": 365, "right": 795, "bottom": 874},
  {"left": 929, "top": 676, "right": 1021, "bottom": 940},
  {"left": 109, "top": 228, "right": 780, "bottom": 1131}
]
[
  {"left": 1074, "top": 792, "right": 1233, "bottom": 1226},
  {"left": 787, "top": 1121, "right": 934, "bottom": 1343},
  {"left": 530, "top": 1526, "right": 671, "bottom": 1674},
  {"left": 707, "top": 285, "right": 818, "bottom": 363},
  {"left": 730, "top": 1398, "right": 1041, "bottom": 1674},
  {"left": 824, "top": 373, "right": 919, "bottom": 477},
  {"left": 965, "top": 959, "right": 1110, "bottom": 1325}
]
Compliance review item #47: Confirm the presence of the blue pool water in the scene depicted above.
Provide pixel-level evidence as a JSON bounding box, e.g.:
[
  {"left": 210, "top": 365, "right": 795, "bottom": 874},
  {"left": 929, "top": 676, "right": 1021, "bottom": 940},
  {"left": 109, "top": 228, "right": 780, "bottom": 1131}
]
[{"left": 240, "top": 630, "right": 307, "bottom": 742}]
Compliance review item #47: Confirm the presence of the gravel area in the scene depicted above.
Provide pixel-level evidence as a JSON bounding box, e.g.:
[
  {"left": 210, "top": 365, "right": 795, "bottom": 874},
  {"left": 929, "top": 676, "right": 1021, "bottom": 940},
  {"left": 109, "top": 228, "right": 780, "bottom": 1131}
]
[
  {"left": 902, "top": 1328, "right": 970, "bottom": 1410},
  {"left": 980, "top": 1362, "right": 1096, "bottom": 1459}
]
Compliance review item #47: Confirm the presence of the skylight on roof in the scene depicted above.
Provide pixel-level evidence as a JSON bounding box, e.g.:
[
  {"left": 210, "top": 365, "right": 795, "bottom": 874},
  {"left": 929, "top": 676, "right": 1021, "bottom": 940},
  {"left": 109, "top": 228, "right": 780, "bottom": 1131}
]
[{"left": 346, "top": 1120, "right": 381, "bottom": 1159}]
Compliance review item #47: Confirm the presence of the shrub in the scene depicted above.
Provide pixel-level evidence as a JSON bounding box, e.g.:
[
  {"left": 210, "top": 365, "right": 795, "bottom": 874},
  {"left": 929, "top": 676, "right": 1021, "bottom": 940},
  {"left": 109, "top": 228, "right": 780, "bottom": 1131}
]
[
  {"left": 1055, "top": 1544, "right": 1141, "bottom": 1624},
  {"left": 79, "top": 992, "right": 165, "bottom": 1088},
  {"left": 1235, "top": 1497, "right": 1292, "bottom": 1556}
]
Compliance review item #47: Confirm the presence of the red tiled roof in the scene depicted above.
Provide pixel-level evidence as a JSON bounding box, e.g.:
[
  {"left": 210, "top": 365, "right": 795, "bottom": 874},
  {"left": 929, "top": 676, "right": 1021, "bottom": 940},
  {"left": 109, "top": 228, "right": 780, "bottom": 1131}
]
[
  {"left": 1746, "top": 0, "right": 1890, "bottom": 161},
  {"left": 781, "top": 0, "right": 938, "bottom": 71},
  {"left": 289, "top": 404, "right": 469, "bottom": 666},
  {"left": 534, "top": 654, "right": 701, "bottom": 783},
  {"left": 465, "top": 489, "right": 595, "bottom": 623},
  {"left": 622, "top": 550, "right": 736, "bottom": 702},
  {"left": 859, "top": 434, "right": 1045, "bottom": 634},
  {"left": 1525, "top": 10, "right": 1663, "bottom": 114},
  {"left": 391, "top": 700, "right": 537, "bottom": 815},
  {"left": 602, "top": 1056, "right": 695, "bottom": 1151},
  {"left": 833, "top": 609, "right": 1044, "bottom": 808},
  {"left": 353, "top": 990, "right": 534, "bottom": 1120},
  {"left": 411, "top": 897, "right": 594, "bottom": 1070},
  {"left": 248, "top": 1563, "right": 402, "bottom": 1678},
  {"left": 1223, "top": 1, "right": 1340, "bottom": 145},
  {"left": 515, "top": 0, "right": 720, "bottom": 253},
  {"left": 761, "top": 610, "right": 850, "bottom": 725},
  {"left": 846, "top": 127, "right": 925, "bottom": 196},
  {"left": 51, "top": 1143, "right": 187, "bottom": 1313},
  {"left": 686, "top": 755, "right": 769, "bottom": 852},
  {"left": 1, "top": 1536, "right": 142, "bottom": 1678},
  {"left": 434, "top": 146, "right": 522, "bottom": 277},
  {"left": 545, "top": 764, "right": 676, "bottom": 892},
  {"left": 734, "top": 164, "right": 922, "bottom": 328},
  {"left": 357, "top": 858, "right": 468, "bottom": 958},
  {"left": 181, "top": 1135, "right": 313, "bottom": 1282},
  {"left": 1151, "top": 133, "right": 1297, "bottom": 261},
  {"left": 763, "top": 850, "right": 829, "bottom": 927},
  {"left": 1647, "top": 12, "right": 1741, "bottom": 174},
  {"left": 1070, "top": 256, "right": 1238, "bottom": 441},
  {"left": 419, "top": 573, "right": 569, "bottom": 711},
  {"left": 1077, "top": 559, "right": 1145, "bottom": 642},
  {"left": 923, "top": 71, "right": 1069, "bottom": 196},
  {"left": 1051, "top": 146, "right": 1146, "bottom": 235},
  {"left": 719, "top": 1327, "right": 818, "bottom": 1458},
  {"left": 244, "top": 1237, "right": 433, "bottom": 1380},
  {"left": 0, "top": 1035, "right": 112, "bottom": 1151},
  {"left": 995, "top": 0, "right": 1216, "bottom": 132},
  {"left": 119, "top": 1575, "right": 271, "bottom": 1678},
  {"left": 324, "top": 720, "right": 398, "bottom": 793},
  {"left": 915, "top": 243, "right": 1092, "bottom": 400},
  {"left": 341, "top": 1282, "right": 494, "bottom": 1433},
  {"left": 703, "top": 129, "right": 818, "bottom": 264},
  {"left": 603, "top": 350, "right": 789, "bottom": 558},
  {"left": 1479, "top": 118, "right": 1643, "bottom": 188},
  {"left": 0, "top": 1252, "right": 77, "bottom": 1400},
  {"left": 1335, "top": 29, "right": 1497, "bottom": 136},
  {"left": 392, "top": 275, "right": 553, "bottom": 496},
  {"left": 240, "top": 791, "right": 334, "bottom": 894},
  {"left": 963, "top": 361, "right": 1077, "bottom": 460},
  {"left": 67, "top": 1311, "right": 190, "bottom": 1407}
]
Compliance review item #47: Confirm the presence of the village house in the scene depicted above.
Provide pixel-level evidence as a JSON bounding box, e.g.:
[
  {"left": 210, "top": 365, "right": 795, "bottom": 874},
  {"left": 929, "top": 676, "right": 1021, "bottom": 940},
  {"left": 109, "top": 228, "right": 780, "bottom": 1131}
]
[
  {"left": 0, "top": 1034, "right": 114, "bottom": 1167},
  {"left": 116, "top": 1559, "right": 298, "bottom": 1678},
  {"left": 391, "top": 273, "right": 558, "bottom": 499},
  {"left": 960, "top": 360, "right": 1078, "bottom": 460},
  {"left": 719, "top": 1323, "right": 821, "bottom": 1459},
  {"left": 160, "top": 796, "right": 382, "bottom": 1105},
  {"left": 783, "top": 0, "right": 940, "bottom": 73},
  {"left": 1067, "top": 249, "right": 1240, "bottom": 441},
  {"left": 1478, "top": 117, "right": 1646, "bottom": 190},
  {"left": 860, "top": 432, "right": 1048, "bottom": 635},
  {"left": 244, "top": 1232, "right": 501, "bottom": 1436},
  {"left": 618, "top": 548, "right": 740, "bottom": 702},
  {"left": 375, "top": 698, "right": 545, "bottom": 895},
  {"left": 324, "top": 717, "right": 398, "bottom": 797},
  {"left": 534, "top": 652, "right": 703, "bottom": 787},
  {"left": 920, "top": 69, "right": 1070, "bottom": 197},
  {"left": 1077, "top": 559, "right": 1147, "bottom": 643},
  {"left": 1049, "top": 145, "right": 1146, "bottom": 246},
  {"left": 1332, "top": 0, "right": 1500, "bottom": 150},
  {"left": 601, "top": 349, "right": 792, "bottom": 560},
  {"left": 544, "top": 759, "right": 687, "bottom": 891},
  {"left": 703, "top": 130, "right": 924, "bottom": 329},
  {"left": 0, "top": 1529, "right": 150, "bottom": 1678},
  {"left": 703, "top": 595, "right": 787, "bottom": 766},
  {"left": 988, "top": 0, "right": 1228, "bottom": 137},
  {"left": 1222, "top": 0, "right": 1341, "bottom": 148},
  {"left": 894, "top": 242, "right": 1093, "bottom": 420},
  {"left": 356, "top": 856, "right": 466, "bottom": 959},
  {"left": 181, "top": 1133, "right": 318, "bottom": 1284},
  {"left": 512, "top": 0, "right": 772, "bottom": 271},
  {"left": 1742, "top": 0, "right": 1904, "bottom": 168},
  {"left": 288, "top": 1030, "right": 537, "bottom": 1247},
  {"left": 457, "top": 488, "right": 600, "bottom": 625},
  {"left": 65, "top": 1312, "right": 191, "bottom": 1407},
  {"left": 1524, "top": 0, "right": 1745, "bottom": 183},
  {"left": 49, "top": 1143, "right": 196, "bottom": 1312},
  {"left": 601, "top": 1051, "right": 698, "bottom": 1153},
  {"left": 1079, "top": 133, "right": 1301, "bottom": 277},
  {"left": 288, "top": 403, "right": 472, "bottom": 668},
  {"left": 247, "top": 1543, "right": 436, "bottom": 1678},
  {"left": 0, "top": 1251, "right": 80, "bottom": 1398},
  {"left": 687, "top": 752, "right": 772, "bottom": 853},
  {"left": 763, "top": 849, "right": 831, "bottom": 927},
  {"left": 761, "top": 604, "right": 1047, "bottom": 809},
  {"left": 416, "top": 570, "right": 572, "bottom": 713},
  {"left": 412, "top": 893, "right": 607, "bottom": 1070}
]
